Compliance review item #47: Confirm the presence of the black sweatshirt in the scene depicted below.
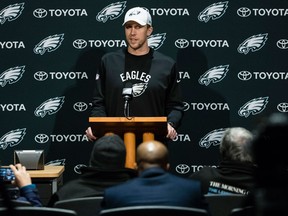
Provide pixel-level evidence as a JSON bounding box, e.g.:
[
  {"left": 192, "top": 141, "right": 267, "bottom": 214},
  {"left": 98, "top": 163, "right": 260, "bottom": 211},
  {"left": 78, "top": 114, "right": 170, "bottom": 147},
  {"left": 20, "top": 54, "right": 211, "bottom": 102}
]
[
  {"left": 90, "top": 48, "right": 184, "bottom": 129},
  {"left": 189, "top": 161, "right": 256, "bottom": 195}
]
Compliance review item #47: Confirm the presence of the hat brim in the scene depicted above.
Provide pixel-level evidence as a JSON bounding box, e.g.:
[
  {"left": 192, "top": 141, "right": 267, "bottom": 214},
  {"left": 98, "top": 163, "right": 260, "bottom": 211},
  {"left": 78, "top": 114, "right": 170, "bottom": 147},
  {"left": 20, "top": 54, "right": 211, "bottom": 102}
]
[{"left": 122, "top": 19, "right": 147, "bottom": 26}]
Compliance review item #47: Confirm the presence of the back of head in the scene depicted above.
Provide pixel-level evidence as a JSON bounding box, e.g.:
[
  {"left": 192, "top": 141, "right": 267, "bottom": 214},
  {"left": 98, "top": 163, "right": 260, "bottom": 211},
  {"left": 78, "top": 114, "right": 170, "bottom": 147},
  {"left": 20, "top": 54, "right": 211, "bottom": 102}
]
[
  {"left": 89, "top": 134, "right": 126, "bottom": 170},
  {"left": 220, "top": 127, "right": 254, "bottom": 163},
  {"left": 136, "top": 140, "right": 169, "bottom": 171},
  {"left": 252, "top": 112, "right": 288, "bottom": 186},
  {"left": 251, "top": 114, "right": 288, "bottom": 215}
]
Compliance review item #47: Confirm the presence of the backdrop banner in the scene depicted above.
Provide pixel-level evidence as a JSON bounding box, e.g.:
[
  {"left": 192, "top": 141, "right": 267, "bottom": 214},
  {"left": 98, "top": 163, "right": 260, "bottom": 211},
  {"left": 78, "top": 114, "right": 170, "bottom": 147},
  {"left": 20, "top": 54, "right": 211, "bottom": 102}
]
[{"left": 0, "top": 0, "right": 287, "bottom": 181}]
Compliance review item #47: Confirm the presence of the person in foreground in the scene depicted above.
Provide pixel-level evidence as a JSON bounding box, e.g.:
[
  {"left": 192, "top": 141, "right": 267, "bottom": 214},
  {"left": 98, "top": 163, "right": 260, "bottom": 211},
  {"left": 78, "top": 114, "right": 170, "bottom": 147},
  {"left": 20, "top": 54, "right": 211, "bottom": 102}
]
[
  {"left": 244, "top": 112, "right": 288, "bottom": 216},
  {"left": 47, "top": 133, "right": 137, "bottom": 207},
  {"left": 189, "top": 127, "right": 256, "bottom": 195},
  {"left": 9, "top": 163, "right": 43, "bottom": 207},
  {"left": 85, "top": 6, "right": 184, "bottom": 142},
  {"left": 101, "top": 140, "right": 208, "bottom": 210}
]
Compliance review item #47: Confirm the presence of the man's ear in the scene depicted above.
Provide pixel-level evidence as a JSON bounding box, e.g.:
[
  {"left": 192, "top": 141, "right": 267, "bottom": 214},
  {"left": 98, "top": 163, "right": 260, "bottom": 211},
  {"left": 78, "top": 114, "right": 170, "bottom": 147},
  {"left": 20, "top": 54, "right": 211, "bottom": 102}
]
[
  {"left": 166, "top": 163, "right": 170, "bottom": 170},
  {"left": 147, "top": 26, "right": 153, "bottom": 36},
  {"left": 134, "top": 162, "right": 138, "bottom": 170}
]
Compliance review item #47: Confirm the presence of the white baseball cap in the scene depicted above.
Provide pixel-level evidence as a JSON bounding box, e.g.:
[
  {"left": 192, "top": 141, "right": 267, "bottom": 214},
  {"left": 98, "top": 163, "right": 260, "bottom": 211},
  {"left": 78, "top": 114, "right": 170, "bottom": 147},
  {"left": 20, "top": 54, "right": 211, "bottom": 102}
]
[{"left": 122, "top": 7, "right": 152, "bottom": 26}]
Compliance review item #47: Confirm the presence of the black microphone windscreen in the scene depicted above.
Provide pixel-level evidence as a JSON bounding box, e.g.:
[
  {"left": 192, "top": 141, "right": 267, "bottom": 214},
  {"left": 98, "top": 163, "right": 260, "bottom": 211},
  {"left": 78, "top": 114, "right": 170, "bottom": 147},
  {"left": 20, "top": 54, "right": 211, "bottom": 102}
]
[
  {"left": 124, "top": 82, "right": 132, "bottom": 89},
  {"left": 122, "top": 82, "right": 133, "bottom": 97}
]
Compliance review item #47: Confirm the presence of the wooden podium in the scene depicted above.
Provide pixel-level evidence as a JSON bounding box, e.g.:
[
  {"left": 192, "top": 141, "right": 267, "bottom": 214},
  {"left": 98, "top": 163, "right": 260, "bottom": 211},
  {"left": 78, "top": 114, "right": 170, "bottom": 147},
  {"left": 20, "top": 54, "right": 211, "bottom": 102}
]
[{"left": 89, "top": 117, "right": 167, "bottom": 169}]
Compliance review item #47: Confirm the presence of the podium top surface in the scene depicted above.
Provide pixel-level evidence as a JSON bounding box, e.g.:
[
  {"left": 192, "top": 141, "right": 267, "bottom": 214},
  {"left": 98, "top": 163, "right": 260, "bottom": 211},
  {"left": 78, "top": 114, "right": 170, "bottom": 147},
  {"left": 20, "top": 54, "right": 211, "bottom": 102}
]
[
  {"left": 89, "top": 117, "right": 167, "bottom": 122},
  {"left": 89, "top": 117, "right": 167, "bottom": 137},
  {"left": 27, "top": 165, "right": 65, "bottom": 178}
]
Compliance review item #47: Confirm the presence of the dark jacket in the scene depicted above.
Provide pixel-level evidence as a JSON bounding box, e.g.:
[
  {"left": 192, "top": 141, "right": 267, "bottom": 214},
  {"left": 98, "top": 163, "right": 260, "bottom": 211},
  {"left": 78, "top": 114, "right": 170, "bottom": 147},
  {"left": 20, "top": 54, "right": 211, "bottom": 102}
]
[
  {"left": 47, "top": 166, "right": 137, "bottom": 207},
  {"left": 189, "top": 160, "right": 256, "bottom": 195},
  {"left": 101, "top": 167, "right": 208, "bottom": 210}
]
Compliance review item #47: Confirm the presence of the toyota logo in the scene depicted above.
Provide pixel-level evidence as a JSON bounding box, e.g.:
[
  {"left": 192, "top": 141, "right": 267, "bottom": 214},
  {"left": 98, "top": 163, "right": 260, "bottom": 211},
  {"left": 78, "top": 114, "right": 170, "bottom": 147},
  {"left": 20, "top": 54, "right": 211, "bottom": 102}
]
[
  {"left": 277, "top": 39, "right": 288, "bottom": 49},
  {"left": 33, "top": 8, "right": 48, "bottom": 18},
  {"left": 73, "top": 39, "right": 87, "bottom": 49},
  {"left": 175, "top": 164, "right": 190, "bottom": 174},
  {"left": 237, "top": 7, "right": 251, "bottom": 17},
  {"left": 175, "top": 39, "right": 189, "bottom": 49},
  {"left": 35, "top": 134, "right": 49, "bottom": 144},
  {"left": 34, "top": 71, "right": 48, "bottom": 81},
  {"left": 73, "top": 102, "right": 88, "bottom": 112},
  {"left": 238, "top": 71, "right": 252, "bottom": 81},
  {"left": 277, "top": 102, "right": 288, "bottom": 112}
]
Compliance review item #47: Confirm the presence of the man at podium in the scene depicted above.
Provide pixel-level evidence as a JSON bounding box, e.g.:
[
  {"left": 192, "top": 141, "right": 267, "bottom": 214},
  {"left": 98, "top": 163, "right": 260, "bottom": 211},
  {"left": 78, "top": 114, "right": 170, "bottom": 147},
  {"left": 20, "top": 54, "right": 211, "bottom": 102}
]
[{"left": 85, "top": 6, "right": 184, "bottom": 143}]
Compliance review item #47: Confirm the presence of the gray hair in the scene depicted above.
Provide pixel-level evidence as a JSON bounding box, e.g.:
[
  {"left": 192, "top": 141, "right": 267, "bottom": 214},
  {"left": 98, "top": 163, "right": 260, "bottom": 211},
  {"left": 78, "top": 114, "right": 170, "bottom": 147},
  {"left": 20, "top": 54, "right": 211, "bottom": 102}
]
[{"left": 220, "top": 127, "right": 254, "bottom": 162}]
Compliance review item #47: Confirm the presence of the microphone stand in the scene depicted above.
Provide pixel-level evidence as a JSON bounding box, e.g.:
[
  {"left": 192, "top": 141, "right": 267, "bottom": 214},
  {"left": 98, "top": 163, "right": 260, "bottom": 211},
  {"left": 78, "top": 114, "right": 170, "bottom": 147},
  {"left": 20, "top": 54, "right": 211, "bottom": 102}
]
[
  {"left": 122, "top": 82, "right": 133, "bottom": 120},
  {"left": 123, "top": 96, "right": 132, "bottom": 120}
]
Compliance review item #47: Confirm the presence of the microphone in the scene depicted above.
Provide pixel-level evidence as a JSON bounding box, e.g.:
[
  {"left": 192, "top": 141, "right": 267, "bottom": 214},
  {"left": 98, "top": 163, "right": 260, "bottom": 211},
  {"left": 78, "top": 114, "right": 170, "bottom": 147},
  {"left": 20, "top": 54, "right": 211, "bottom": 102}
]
[
  {"left": 122, "top": 82, "right": 133, "bottom": 101},
  {"left": 122, "top": 82, "right": 133, "bottom": 118}
]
